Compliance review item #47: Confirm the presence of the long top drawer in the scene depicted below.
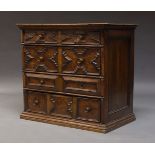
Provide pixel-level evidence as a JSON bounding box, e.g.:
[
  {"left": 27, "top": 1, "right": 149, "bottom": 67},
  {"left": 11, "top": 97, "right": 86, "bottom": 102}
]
[{"left": 22, "top": 30, "right": 102, "bottom": 45}]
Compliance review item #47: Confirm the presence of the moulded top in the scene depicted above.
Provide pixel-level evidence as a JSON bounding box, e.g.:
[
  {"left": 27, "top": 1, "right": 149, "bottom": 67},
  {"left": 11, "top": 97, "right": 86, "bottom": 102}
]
[{"left": 16, "top": 23, "right": 137, "bottom": 30}]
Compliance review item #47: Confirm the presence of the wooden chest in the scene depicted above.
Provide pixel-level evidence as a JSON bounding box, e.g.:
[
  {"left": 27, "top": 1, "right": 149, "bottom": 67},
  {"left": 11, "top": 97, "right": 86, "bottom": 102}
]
[{"left": 17, "top": 23, "right": 137, "bottom": 133}]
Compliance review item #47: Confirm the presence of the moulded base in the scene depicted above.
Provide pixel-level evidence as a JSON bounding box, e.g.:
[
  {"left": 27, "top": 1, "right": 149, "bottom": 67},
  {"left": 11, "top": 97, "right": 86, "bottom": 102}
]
[
  {"left": 20, "top": 112, "right": 136, "bottom": 133},
  {"left": 20, "top": 112, "right": 135, "bottom": 133}
]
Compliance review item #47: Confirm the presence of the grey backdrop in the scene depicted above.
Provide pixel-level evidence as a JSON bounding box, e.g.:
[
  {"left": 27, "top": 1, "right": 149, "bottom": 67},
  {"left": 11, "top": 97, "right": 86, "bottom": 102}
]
[{"left": 0, "top": 12, "right": 154, "bottom": 142}]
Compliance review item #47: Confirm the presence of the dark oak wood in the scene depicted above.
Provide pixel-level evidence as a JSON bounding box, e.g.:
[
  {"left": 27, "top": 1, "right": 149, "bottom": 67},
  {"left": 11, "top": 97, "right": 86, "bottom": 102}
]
[{"left": 17, "top": 23, "right": 137, "bottom": 133}]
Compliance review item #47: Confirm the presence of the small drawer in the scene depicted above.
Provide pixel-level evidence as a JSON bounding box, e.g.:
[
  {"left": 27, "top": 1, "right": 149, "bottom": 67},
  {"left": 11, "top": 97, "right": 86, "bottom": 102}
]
[
  {"left": 24, "top": 73, "right": 57, "bottom": 91},
  {"left": 63, "top": 76, "right": 102, "bottom": 96},
  {"left": 47, "top": 94, "right": 73, "bottom": 118},
  {"left": 25, "top": 91, "right": 47, "bottom": 114},
  {"left": 23, "top": 30, "right": 58, "bottom": 44},
  {"left": 61, "top": 30, "right": 101, "bottom": 45},
  {"left": 77, "top": 97, "right": 101, "bottom": 122}
]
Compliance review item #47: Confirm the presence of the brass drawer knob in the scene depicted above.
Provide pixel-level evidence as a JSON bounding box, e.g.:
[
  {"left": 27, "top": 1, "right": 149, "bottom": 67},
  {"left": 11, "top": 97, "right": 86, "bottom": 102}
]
[{"left": 84, "top": 107, "right": 91, "bottom": 113}]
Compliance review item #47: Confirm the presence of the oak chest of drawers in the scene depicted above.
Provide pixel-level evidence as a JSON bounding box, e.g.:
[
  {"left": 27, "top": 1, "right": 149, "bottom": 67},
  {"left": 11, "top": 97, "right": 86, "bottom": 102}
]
[{"left": 17, "top": 23, "right": 137, "bottom": 133}]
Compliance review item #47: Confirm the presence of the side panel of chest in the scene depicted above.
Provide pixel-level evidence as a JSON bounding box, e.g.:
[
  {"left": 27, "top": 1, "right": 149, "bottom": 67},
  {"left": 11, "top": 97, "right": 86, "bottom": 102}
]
[{"left": 104, "top": 30, "right": 134, "bottom": 122}]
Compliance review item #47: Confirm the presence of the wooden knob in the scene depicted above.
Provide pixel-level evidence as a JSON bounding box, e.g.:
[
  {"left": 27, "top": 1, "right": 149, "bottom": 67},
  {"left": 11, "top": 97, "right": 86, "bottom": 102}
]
[
  {"left": 77, "top": 58, "right": 84, "bottom": 64},
  {"left": 79, "top": 58, "right": 84, "bottom": 62},
  {"left": 74, "top": 35, "right": 82, "bottom": 43},
  {"left": 67, "top": 103, "right": 71, "bottom": 106},
  {"left": 84, "top": 107, "right": 91, "bottom": 113},
  {"left": 39, "top": 56, "right": 44, "bottom": 61},
  {"left": 38, "top": 34, "right": 43, "bottom": 38},
  {"left": 67, "top": 108, "right": 71, "bottom": 111},
  {"left": 80, "top": 83, "right": 85, "bottom": 88},
  {"left": 33, "top": 99, "right": 39, "bottom": 105},
  {"left": 40, "top": 79, "right": 45, "bottom": 84},
  {"left": 67, "top": 108, "right": 72, "bottom": 113},
  {"left": 36, "top": 33, "right": 45, "bottom": 42},
  {"left": 38, "top": 33, "right": 45, "bottom": 39}
]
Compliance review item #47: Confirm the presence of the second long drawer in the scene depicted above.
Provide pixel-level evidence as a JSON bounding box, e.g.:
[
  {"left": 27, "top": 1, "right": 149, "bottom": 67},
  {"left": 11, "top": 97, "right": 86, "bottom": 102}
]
[{"left": 24, "top": 73, "right": 104, "bottom": 97}]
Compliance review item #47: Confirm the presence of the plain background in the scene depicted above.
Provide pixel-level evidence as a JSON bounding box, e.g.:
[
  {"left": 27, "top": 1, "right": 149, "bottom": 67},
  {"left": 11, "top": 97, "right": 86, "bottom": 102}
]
[{"left": 0, "top": 11, "right": 155, "bottom": 142}]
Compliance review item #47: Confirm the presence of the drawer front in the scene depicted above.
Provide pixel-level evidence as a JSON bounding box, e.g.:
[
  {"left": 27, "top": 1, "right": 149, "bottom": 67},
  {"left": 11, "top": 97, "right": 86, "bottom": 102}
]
[
  {"left": 77, "top": 97, "right": 101, "bottom": 122},
  {"left": 24, "top": 91, "right": 102, "bottom": 122},
  {"left": 63, "top": 76, "right": 101, "bottom": 96},
  {"left": 23, "top": 46, "right": 58, "bottom": 73},
  {"left": 47, "top": 94, "right": 73, "bottom": 118},
  {"left": 25, "top": 91, "right": 47, "bottom": 114},
  {"left": 23, "top": 30, "right": 101, "bottom": 45},
  {"left": 24, "top": 73, "right": 57, "bottom": 91},
  {"left": 61, "top": 30, "right": 101, "bottom": 45},
  {"left": 62, "top": 47, "right": 101, "bottom": 76},
  {"left": 23, "top": 30, "right": 57, "bottom": 43}
]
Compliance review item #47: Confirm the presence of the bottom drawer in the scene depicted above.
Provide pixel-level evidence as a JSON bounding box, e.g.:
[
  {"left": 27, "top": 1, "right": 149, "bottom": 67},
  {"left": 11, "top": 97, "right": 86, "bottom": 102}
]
[
  {"left": 48, "top": 94, "right": 73, "bottom": 118},
  {"left": 77, "top": 97, "right": 101, "bottom": 122},
  {"left": 25, "top": 91, "right": 47, "bottom": 114},
  {"left": 24, "top": 90, "right": 102, "bottom": 122}
]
